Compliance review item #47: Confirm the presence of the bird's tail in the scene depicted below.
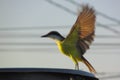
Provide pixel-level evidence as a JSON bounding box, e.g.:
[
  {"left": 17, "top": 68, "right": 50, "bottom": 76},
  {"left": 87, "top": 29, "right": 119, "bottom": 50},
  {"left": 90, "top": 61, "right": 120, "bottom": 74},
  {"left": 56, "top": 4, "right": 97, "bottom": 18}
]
[{"left": 81, "top": 56, "right": 96, "bottom": 73}]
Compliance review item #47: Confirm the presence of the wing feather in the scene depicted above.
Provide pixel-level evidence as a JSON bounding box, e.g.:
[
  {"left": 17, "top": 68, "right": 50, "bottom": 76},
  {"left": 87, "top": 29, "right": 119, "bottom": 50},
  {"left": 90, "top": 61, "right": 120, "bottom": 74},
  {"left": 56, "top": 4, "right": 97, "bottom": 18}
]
[{"left": 65, "top": 5, "right": 96, "bottom": 54}]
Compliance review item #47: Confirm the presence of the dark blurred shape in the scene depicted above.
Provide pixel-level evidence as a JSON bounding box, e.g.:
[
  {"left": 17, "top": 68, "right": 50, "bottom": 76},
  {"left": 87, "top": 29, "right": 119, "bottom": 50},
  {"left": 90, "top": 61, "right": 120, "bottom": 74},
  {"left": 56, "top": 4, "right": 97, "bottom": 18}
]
[{"left": 0, "top": 68, "right": 99, "bottom": 80}]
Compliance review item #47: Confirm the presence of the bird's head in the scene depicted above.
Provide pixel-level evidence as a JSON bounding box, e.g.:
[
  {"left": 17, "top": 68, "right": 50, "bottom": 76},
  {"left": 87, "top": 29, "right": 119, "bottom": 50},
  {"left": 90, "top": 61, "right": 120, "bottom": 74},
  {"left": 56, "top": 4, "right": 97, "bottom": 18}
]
[{"left": 41, "top": 31, "right": 64, "bottom": 41}]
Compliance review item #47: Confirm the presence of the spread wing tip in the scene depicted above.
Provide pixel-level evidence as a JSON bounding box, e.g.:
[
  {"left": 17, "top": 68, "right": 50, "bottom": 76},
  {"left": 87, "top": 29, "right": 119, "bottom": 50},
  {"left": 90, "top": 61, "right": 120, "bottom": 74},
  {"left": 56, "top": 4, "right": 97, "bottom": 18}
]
[{"left": 77, "top": 4, "right": 96, "bottom": 39}]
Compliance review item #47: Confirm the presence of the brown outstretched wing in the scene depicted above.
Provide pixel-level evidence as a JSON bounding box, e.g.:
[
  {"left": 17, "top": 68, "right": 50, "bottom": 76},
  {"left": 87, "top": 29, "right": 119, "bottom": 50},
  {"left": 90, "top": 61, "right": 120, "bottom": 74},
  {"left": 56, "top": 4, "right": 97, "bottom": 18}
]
[{"left": 65, "top": 5, "right": 96, "bottom": 54}]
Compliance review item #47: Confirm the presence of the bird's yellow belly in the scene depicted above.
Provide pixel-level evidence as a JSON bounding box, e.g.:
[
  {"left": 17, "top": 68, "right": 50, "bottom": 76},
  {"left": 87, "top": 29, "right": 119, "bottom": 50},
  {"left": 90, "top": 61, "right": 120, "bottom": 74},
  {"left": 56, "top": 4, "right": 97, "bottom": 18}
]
[
  {"left": 56, "top": 42, "right": 70, "bottom": 56},
  {"left": 56, "top": 41, "right": 80, "bottom": 58}
]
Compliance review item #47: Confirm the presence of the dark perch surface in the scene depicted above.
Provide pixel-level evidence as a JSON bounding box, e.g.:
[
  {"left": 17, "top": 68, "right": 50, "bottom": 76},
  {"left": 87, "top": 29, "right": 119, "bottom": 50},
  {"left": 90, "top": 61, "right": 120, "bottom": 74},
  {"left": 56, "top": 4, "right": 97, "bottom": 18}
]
[{"left": 0, "top": 68, "right": 98, "bottom": 80}]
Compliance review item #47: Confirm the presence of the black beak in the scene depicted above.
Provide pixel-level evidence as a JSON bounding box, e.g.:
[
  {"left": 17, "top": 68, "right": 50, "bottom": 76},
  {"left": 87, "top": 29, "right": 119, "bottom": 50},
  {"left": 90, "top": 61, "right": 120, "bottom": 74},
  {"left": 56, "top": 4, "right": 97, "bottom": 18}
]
[{"left": 41, "top": 34, "right": 48, "bottom": 37}]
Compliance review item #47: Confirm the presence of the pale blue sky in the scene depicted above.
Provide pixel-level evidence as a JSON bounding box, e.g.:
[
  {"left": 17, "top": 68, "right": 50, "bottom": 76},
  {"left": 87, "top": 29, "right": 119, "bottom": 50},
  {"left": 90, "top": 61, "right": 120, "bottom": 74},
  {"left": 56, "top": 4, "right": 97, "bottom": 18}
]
[{"left": 0, "top": 0, "right": 120, "bottom": 27}]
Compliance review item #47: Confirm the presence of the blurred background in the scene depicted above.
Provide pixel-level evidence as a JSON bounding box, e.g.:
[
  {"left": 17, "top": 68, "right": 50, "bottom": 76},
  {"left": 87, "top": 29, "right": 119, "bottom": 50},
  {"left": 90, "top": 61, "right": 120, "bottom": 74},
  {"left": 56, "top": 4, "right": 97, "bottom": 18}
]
[{"left": 0, "top": 0, "right": 120, "bottom": 80}]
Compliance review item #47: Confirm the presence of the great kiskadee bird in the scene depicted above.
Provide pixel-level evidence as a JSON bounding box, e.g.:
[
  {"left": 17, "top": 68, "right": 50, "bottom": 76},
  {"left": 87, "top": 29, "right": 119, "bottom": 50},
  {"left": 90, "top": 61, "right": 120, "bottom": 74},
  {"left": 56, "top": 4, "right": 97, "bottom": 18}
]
[{"left": 41, "top": 5, "right": 96, "bottom": 73}]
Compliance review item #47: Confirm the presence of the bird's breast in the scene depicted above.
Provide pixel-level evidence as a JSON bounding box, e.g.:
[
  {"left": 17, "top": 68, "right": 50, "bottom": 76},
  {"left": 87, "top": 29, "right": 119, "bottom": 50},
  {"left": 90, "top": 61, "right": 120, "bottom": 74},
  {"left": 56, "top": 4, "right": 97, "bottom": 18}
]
[
  {"left": 56, "top": 41, "right": 77, "bottom": 57},
  {"left": 56, "top": 41, "right": 69, "bottom": 56}
]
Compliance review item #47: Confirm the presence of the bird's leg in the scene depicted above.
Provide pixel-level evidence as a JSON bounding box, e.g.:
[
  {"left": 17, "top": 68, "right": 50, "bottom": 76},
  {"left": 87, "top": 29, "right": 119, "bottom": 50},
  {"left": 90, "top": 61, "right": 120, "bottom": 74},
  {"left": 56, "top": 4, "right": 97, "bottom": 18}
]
[
  {"left": 75, "top": 62, "right": 79, "bottom": 70},
  {"left": 72, "top": 57, "right": 79, "bottom": 70},
  {"left": 71, "top": 56, "right": 79, "bottom": 70}
]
